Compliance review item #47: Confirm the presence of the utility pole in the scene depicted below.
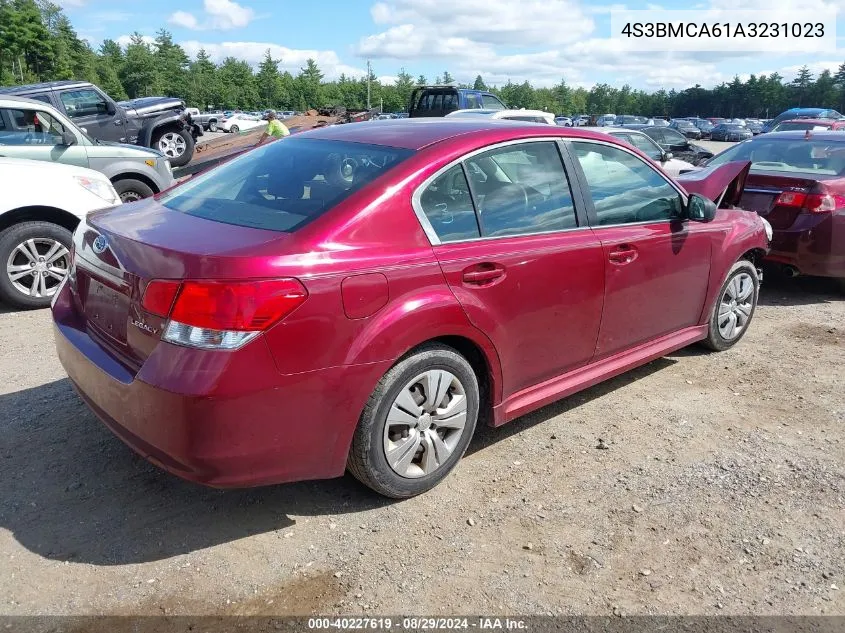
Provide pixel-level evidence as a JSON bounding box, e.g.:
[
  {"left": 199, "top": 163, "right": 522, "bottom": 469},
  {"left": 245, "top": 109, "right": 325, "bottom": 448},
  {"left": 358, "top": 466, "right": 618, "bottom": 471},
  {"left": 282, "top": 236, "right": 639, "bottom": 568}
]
[{"left": 367, "top": 59, "right": 371, "bottom": 109}]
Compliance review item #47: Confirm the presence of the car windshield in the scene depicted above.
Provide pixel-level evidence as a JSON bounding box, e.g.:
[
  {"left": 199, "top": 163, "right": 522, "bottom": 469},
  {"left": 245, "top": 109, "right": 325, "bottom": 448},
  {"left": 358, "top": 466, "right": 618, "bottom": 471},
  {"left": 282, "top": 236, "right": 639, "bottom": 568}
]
[
  {"left": 706, "top": 137, "right": 845, "bottom": 175},
  {"left": 159, "top": 138, "right": 414, "bottom": 231}
]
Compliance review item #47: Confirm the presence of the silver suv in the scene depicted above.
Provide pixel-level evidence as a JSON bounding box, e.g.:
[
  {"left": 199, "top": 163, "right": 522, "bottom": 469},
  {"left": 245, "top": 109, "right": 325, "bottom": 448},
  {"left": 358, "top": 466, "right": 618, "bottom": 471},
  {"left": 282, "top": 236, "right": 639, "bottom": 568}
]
[{"left": 0, "top": 95, "right": 174, "bottom": 202}]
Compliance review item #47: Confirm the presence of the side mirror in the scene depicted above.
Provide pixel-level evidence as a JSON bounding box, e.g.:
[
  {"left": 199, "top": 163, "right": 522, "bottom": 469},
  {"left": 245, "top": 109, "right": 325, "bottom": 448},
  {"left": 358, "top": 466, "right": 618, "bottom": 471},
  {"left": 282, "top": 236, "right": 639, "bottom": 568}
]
[
  {"left": 661, "top": 151, "right": 673, "bottom": 162},
  {"left": 106, "top": 101, "right": 116, "bottom": 116},
  {"left": 686, "top": 193, "right": 717, "bottom": 222},
  {"left": 60, "top": 130, "right": 76, "bottom": 146}
]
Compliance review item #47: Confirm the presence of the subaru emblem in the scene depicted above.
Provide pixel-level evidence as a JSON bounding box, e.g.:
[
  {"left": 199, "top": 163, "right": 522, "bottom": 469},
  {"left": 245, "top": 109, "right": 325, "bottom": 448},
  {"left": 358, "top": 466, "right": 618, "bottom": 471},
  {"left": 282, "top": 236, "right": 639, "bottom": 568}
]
[{"left": 92, "top": 235, "right": 108, "bottom": 254}]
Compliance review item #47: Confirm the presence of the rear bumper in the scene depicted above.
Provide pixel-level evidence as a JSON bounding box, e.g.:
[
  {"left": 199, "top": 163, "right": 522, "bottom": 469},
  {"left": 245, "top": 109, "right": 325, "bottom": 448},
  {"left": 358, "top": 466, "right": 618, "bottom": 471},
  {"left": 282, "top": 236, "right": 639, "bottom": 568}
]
[
  {"left": 51, "top": 282, "right": 388, "bottom": 488},
  {"left": 766, "top": 211, "right": 845, "bottom": 278}
]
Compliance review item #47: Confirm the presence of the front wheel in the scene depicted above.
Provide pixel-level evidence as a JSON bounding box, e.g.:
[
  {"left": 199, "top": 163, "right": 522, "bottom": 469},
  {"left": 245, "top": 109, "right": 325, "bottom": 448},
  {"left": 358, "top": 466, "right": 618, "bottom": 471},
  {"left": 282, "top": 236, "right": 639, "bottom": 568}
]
[
  {"left": 229, "top": 125, "right": 239, "bottom": 134},
  {"left": 152, "top": 128, "right": 194, "bottom": 167},
  {"left": 702, "top": 260, "right": 760, "bottom": 351},
  {"left": 113, "top": 178, "right": 154, "bottom": 203},
  {"left": 0, "top": 221, "right": 72, "bottom": 310},
  {"left": 347, "top": 344, "right": 480, "bottom": 498}
]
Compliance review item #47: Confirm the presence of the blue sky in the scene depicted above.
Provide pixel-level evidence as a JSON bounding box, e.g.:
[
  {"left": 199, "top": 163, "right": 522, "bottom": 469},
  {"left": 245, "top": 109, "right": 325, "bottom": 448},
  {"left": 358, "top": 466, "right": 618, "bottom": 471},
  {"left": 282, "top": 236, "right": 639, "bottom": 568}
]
[{"left": 58, "top": 0, "right": 845, "bottom": 91}]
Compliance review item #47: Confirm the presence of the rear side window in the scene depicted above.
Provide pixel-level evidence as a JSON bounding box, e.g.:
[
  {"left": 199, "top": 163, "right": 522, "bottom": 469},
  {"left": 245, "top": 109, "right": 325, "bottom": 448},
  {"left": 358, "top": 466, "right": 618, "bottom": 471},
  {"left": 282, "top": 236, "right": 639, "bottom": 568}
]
[
  {"left": 417, "top": 141, "right": 578, "bottom": 242},
  {"left": 418, "top": 165, "right": 480, "bottom": 242},
  {"left": 465, "top": 93, "right": 482, "bottom": 109},
  {"left": 572, "top": 141, "right": 683, "bottom": 225},
  {"left": 160, "top": 138, "right": 414, "bottom": 232},
  {"left": 28, "top": 94, "right": 53, "bottom": 105},
  {"left": 59, "top": 89, "right": 109, "bottom": 118}
]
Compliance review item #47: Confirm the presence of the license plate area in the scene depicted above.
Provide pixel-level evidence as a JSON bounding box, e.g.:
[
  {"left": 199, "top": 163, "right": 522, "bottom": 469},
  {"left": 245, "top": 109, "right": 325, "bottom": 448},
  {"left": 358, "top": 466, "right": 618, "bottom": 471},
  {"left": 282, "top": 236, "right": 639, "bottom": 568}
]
[{"left": 84, "top": 277, "right": 130, "bottom": 343}]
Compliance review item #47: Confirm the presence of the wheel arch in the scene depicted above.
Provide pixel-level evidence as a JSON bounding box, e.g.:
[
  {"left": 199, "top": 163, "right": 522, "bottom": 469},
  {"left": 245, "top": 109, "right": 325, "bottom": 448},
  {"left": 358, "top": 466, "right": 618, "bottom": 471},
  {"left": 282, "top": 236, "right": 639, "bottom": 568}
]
[
  {"left": 0, "top": 206, "right": 81, "bottom": 235},
  {"left": 110, "top": 172, "right": 160, "bottom": 193}
]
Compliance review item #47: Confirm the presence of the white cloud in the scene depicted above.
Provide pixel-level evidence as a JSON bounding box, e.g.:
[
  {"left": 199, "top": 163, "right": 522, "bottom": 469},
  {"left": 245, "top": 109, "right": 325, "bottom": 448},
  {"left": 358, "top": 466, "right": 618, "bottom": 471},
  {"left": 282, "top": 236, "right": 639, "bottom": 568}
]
[
  {"left": 179, "top": 40, "right": 367, "bottom": 79},
  {"left": 168, "top": 0, "right": 255, "bottom": 31},
  {"left": 359, "top": 0, "right": 594, "bottom": 55},
  {"left": 377, "top": 75, "right": 399, "bottom": 85},
  {"left": 54, "top": 0, "right": 85, "bottom": 7},
  {"left": 169, "top": 11, "right": 200, "bottom": 29}
]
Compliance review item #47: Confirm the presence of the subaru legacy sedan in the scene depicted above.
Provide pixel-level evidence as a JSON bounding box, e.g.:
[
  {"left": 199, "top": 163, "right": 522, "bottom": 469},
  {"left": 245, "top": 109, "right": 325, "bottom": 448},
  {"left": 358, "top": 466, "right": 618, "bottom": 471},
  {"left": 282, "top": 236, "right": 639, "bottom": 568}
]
[{"left": 52, "top": 120, "right": 770, "bottom": 498}]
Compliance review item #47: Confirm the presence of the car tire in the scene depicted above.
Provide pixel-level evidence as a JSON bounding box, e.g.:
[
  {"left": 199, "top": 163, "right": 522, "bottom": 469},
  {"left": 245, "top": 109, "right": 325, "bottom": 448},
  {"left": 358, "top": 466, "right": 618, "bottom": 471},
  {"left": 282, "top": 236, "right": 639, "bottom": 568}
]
[
  {"left": 347, "top": 343, "right": 480, "bottom": 498},
  {"left": 230, "top": 125, "right": 239, "bottom": 134},
  {"left": 152, "top": 127, "right": 194, "bottom": 168},
  {"left": 702, "top": 260, "right": 760, "bottom": 352},
  {"left": 113, "top": 178, "right": 154, "bottom": 203},
  {"left": 0, "top": 221, "right": 73, "bottom": 310},
  {"left": 208, "top": 120, "right": 218, "bottom": 132}
]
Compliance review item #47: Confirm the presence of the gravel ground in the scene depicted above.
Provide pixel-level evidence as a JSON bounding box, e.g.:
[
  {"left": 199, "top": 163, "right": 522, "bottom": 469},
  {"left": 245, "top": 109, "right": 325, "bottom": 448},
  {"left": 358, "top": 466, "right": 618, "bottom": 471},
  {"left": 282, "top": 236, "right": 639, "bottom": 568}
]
[{"left": 1, "top": 269, "right": 843, "bottom": 617}]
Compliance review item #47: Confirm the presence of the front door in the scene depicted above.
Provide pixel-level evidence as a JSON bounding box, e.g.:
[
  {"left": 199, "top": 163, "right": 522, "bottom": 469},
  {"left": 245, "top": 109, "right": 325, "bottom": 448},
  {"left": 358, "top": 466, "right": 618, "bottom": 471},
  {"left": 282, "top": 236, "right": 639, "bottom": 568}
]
[
  {"left": 415, "top": 140, "right": 605, "bottom": 400},
  {"left": 568, "top": 140, "right": 712, "bottom": 359},
  {"left": 56, "top": 87, "right": 125, "bottom": 143},
  {"left": 0, "top": 106, "right": 89, "bottom": 168}
]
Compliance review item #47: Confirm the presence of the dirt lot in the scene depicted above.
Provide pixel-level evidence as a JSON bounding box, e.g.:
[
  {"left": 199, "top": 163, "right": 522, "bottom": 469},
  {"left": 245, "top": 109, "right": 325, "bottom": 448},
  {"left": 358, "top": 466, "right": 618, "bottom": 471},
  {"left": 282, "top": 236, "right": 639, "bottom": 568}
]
[{"left": 1, "top": 271, "right": 843, "bottom": 617}]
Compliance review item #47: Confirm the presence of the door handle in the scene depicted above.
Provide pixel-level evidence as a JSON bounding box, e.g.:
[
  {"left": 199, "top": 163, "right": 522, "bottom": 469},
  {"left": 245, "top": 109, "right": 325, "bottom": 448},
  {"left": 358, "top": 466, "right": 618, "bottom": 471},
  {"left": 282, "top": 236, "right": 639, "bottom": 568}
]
[
  {"left": 462, "top": 264, "right": 505, "bottom": 285},
  {"left": 608, "top": 244, "right": 638, "bottom": 265}
]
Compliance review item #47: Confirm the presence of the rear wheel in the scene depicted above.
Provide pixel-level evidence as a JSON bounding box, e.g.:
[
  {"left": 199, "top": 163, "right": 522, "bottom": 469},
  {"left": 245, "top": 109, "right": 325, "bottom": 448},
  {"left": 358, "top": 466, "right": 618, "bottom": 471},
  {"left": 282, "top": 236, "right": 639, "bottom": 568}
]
[
  {"left": 702, "top": 260, "right": 760, "bottom": 351},
  {"left": 0, "top": 221, "right": 72, "bottom": 310},
  {"left": 208, "top": 120, "right": 218, "bottom": 132},
  {"left": 347, "top": 344, "right": 479, "bottom": 498},
  {"left": 113, "top": 178, "right": 154, "bottom": 203},
  {"left": 152, "top": 127, "right": 194, "bottom": 167}
]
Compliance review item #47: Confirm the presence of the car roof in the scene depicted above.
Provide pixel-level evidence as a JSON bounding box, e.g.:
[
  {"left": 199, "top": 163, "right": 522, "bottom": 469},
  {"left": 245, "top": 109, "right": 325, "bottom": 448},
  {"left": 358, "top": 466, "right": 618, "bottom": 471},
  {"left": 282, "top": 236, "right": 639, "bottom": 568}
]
[
  {"left": 777, "top": 118, "right": 839, "bottom": 125},
  {"left": 295, "top": 118, "right": 618, "bottom": 150},
  {"left": 754, "top": 130, "right": 845, "bottom": 141},
  {"left": 581, "top": 126, "right": 644, "bottom": 134},
  {"left": 0, "top": 80, "right": 89, "bottom": 95},
  {"left": 0, "top": 94, "right": 59, "bottom": 107}
]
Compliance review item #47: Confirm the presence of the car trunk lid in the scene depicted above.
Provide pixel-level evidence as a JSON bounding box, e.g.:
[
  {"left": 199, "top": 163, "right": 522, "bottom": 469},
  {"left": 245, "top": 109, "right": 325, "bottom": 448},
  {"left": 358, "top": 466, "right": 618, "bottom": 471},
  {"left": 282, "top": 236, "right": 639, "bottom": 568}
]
[
  {"left": 738, "top": 173, "right": 819, "bottom": 229},
  {"left": 70, "top": 198, "right": 291, "bottom": 369},
  {"left": 675, "top": 160, "right": 751, "bottom": 207}
]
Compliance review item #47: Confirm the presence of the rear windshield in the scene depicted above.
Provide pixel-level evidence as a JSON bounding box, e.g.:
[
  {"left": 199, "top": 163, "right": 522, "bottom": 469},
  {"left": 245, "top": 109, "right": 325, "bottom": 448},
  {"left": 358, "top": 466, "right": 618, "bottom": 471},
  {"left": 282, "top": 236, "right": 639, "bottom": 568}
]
[
  {"left": 160, "top": 138, "right": 414, "bottom": 231},
  {"left": 411, "top": 90, "right": 459, "bottom": 115},
  {"left": 774, "top": 121, "right": 831, "bottom": 132},
  {"left": 706, "top": 137, "right": 845, "bottom": 176}
]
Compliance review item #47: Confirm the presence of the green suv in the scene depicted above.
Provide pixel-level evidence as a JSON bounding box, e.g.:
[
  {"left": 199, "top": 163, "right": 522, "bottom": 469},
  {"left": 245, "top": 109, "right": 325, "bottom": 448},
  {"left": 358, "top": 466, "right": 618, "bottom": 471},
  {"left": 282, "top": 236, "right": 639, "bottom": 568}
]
[{"left": 0, "top": 95, "right": 175, "bottom": 202}]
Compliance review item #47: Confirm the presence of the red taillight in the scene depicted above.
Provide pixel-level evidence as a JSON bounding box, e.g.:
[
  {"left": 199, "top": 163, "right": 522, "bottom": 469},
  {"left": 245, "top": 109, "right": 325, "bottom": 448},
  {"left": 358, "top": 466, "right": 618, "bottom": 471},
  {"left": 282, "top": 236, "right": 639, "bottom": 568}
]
[
  {"left": 142, "top": 280, "right": 181, "bottom": 317},
  {"left": 774, "top": 191, "right": 807, "bottom": 207},
  {"left": 774, "top": 191, "right": 845, "bottom": 213},
  {"left": 169, "top": 279, "right": 307, "bottom": 331},
  {"left": 804, "top": 193, "right": 845, "bottom": 213}
]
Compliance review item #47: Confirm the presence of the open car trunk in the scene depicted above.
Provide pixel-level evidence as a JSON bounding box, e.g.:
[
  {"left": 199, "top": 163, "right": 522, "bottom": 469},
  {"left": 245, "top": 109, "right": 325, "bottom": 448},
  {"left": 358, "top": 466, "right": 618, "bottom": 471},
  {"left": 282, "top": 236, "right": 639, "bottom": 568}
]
[{"left": 675, "top": 160, "right": 752, "bottom": 207}]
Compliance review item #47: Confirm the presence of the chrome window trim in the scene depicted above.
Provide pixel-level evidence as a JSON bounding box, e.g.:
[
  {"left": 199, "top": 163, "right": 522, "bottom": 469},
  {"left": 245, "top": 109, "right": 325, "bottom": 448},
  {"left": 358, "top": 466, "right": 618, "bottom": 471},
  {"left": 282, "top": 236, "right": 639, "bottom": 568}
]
[{"left": 410, "top": 136, "right": 581, "bottom": 246}]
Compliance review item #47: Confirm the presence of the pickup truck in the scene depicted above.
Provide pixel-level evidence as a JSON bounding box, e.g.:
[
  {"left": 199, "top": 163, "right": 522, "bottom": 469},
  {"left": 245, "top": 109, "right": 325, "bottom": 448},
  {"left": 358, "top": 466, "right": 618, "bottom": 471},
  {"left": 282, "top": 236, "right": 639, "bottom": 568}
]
[
  {"left": 185, "top": 108, "right": 223, "bottom": 132},
  {"left": 408, "top": 85, "right": 507, "bottom": 117},
  {"left": 0, "top": 80, "right": 201, "bottom": 167}
]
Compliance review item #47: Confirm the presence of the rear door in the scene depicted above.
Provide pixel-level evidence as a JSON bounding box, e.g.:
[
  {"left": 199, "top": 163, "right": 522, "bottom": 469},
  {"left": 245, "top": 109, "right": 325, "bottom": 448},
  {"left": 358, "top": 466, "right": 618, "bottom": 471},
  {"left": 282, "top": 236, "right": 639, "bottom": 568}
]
[
  {"left": 567, "top": 139, "right": 712, "bottom": 359},
  {"left": 414, "top": 139, "right": 605, "bottom": 400}
]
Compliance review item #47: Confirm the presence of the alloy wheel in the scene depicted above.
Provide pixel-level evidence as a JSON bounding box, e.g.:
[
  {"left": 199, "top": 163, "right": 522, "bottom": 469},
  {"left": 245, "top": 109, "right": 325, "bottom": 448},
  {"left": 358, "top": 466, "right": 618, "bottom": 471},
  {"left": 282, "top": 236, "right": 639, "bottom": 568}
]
[
  {"left": 157, "top": 132, "right": 187, "bottom": 159},
  {"left": 6, "top": 238, "right": 69, "bottom": 299},
  {"left": 383, "top": 370, "right": 468, "bottom": 478},
  {"left": 718, "top": 272, "right": 754, "bottom": 340}
]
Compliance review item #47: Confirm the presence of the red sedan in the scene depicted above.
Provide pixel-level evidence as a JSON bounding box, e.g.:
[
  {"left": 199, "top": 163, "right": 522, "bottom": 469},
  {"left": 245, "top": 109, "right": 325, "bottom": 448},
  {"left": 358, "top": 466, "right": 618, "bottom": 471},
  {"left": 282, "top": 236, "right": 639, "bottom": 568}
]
[
  {"left": 705, "top": 130, "right": 845, "bottom": 285},
  {"left": 51, "top": 120, "right": 769, "bottom": 498}
]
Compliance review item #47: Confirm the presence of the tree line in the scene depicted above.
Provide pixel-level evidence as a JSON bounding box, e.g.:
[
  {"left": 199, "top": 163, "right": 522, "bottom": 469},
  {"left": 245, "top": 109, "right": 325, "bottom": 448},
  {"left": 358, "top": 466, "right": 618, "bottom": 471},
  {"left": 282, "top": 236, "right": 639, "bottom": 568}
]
[{"left": 3, "top": 0, "right": 845, "bottom": 118}]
